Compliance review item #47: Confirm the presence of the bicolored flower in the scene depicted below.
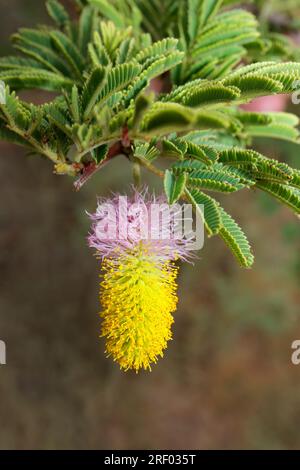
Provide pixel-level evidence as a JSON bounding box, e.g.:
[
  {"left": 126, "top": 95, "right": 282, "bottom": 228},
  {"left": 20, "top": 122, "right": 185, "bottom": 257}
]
[{"left": 88, "top": 189, "right": 194, "bottom": 372}]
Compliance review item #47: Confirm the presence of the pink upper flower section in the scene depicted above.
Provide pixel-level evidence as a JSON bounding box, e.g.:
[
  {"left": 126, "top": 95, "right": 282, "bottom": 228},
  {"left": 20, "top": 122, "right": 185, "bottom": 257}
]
[{"left": 87, "top": 188, "right": 197, "bottom": 262}]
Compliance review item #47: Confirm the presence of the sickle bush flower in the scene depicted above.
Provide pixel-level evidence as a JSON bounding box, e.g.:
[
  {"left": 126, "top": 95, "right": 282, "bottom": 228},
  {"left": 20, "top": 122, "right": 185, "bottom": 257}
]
[{"left": 88, "top": 189, "right": 195, "bottom": 372}]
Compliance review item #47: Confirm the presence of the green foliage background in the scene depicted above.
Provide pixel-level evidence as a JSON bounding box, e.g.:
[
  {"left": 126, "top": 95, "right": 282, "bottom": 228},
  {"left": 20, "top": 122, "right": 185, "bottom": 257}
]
[{"left": 0, "top": 0, "right": 299, "bottom": 450}]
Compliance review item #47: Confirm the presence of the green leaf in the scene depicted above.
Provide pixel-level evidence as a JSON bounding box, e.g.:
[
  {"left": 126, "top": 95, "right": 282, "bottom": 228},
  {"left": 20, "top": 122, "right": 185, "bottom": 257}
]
[
  {"left": 98, "top": 62, "right": 141, "bottom": 106},
  {"left": 88, "top": 0, "right": 125, "bottom": 28},
  {"left": 178, "top": 84, "right": 241, "bottom": 107},
  {"left": 46, "top": 0, "right": 70, "bottom": 27},
  {"left": 222, "top": 62, "right": 300, "bottom": 95},
  {"left": 117, "top": 38, "right": 136, "bottom": 65},
  {"left": 46, "top": 106, "right": 72, "bottom": 137},
  {"left": 81, "top": 66, "right": 107, "bottom": 119},
  {"left": 0, "top": 69, "right": 74, "bottom": 92},
  {"left": 0, "top": 90, "right": 31, "bottom": 130},
  {"left": 246, "top": 123, "right": 300, "bottom": 143},
  {"left": 164, "top": 170, "right": 187, "bottom": 204},
  {"left": 199, "top": 0, "right": 223, "bottom": 28},
  {"left": 123, "top": 51, "right": 184, "bottom": 106},
  {"left": 187, "top": 0, "right": 201, "bottom": 42},
  {"left": 0, "top": 56, "right": 42, "bottom": 70},
  {"left": 270, "top": 112, "right": 299, "bottom": 127},
  {"left": 188, "top": 168, "right": 246, "bottom": 193},
  {"left": 218, "top": 148, "right": 260, "bottom": 166},
  {"left": 242, "top": 112, "right": 300, "bottom": 143},
  {"left": 69, "top": 85, "right": 81, "bottom": 123},
  {"left": 132, "top": 93, "right": 152, "bottom": 128},
  {"left": 219, "top": 208, "right": 254, "bottom": 267},
  {"left": 256, "top": 181, "right": 300, "bottom": 214},
  {"left": 140, "top": 103, "right": 194, "bottom": 134},
  {"left": 12, "top": 29, "right": 71, "bottom": 75},
  {"left": 142, "top": 51, "right": 184, "bottom": 81},
  {"left": 136, "top": 38, "right": 179, "bottom": 63},
  {"left": 167, "top": 138, "right": 216, "bottom": 165},
  {"left": 195, "top": 110, "right": 236, "bottom": 130},
  {"left": 219, "top": 148, "right": 294, "bottom": 184},
  {"left": 0, "top": 122, "right": 32, "bottom": 148},
  {"left": 185, "top": 141, "right": 217, "bottom": 164},
  {"left": 91, "top": 143, "right": 108, "bottom": 164},
  {"left": 50, "top": 31, "right": 85, "bottom": 79},
  {"left": 134, "top": 142, "right": 159, "bottom": 162},
  {"left": 222, "top": 75, "right": 283, "bottom": 98},
  {"left": 185, "top": 188, "right": 222, "bottom": 236},
  {"left": 78, "top": 6, "right": 95, "bottom": 54},
  {"left": 162, "top": 139, "right": 188, "bottom": 158}
]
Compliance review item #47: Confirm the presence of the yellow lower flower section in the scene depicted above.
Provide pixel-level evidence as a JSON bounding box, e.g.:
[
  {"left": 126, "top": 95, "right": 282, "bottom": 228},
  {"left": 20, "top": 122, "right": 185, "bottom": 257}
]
[{"left": 100, "top": 246, "right": 179, "bottom": 372}]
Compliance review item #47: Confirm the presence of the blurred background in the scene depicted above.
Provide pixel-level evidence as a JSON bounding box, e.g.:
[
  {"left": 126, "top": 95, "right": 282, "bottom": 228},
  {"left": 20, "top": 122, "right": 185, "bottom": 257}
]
[{"left": 0, "top": 0, "right": 300, "bottom": 450}]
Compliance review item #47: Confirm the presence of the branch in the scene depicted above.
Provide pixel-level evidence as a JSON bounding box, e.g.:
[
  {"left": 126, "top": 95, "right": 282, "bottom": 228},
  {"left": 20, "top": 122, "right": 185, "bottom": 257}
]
[{"left": 74, "top": 142, "right": 124, "bottom": 191}]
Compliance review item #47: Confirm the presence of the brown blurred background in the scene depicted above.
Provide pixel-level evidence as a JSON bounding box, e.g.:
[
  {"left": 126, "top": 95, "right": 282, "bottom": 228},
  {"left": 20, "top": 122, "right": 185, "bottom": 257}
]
[{"left": 0, "top": 0, "right": 300, "bottom": 450}]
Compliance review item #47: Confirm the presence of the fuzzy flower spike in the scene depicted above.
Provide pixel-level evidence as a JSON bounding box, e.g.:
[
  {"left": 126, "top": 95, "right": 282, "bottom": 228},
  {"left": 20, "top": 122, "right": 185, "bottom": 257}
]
[{"left": 88, "top": 188, "right": 196, "bottom": 372}]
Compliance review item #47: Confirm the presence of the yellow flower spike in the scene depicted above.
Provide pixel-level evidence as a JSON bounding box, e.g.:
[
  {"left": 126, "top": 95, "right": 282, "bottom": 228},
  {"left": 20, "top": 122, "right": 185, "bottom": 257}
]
[{"left": 100, "top": 244, "right": 179, "bottom": 372}]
